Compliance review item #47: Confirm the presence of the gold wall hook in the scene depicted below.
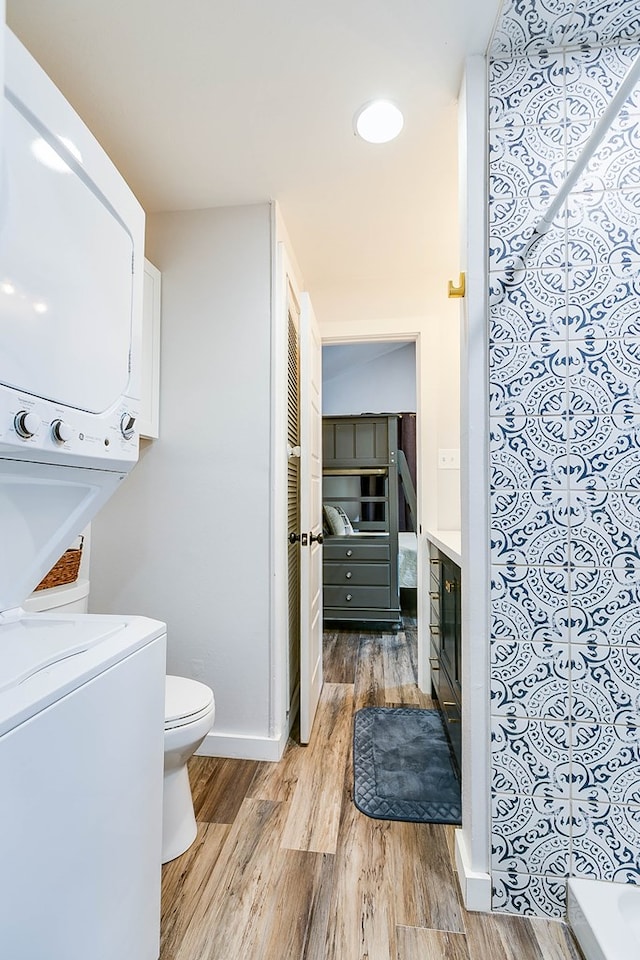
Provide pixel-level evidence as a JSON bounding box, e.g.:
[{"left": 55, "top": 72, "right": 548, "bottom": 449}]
[{"left": 448, "top": 272, "right": 466, "bottom": 299}]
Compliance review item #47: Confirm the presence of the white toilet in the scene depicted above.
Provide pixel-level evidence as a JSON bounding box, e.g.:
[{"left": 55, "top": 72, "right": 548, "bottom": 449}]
[
  {"left": 162, "top": 675, "right": 215, "bottom": 863},
  {"left": 23, "top": 581, "right": 215, "bottom": 865}
]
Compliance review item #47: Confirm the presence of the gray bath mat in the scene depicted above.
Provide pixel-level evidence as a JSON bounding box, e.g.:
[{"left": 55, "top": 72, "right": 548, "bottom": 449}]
[{"left": 353, "top": 707, "right": 461, "bottom": 824}]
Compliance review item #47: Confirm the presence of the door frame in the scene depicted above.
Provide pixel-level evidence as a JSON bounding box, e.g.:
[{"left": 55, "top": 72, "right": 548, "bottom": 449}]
[
  {"left": 320, "top": 329, "right": 433, "bottom": 695},
  {"left": 455, "top": 55, "right": 491, "bottom": 910},
  {"left": 271, "top": 233, "right": 305, "bottom": 757}
]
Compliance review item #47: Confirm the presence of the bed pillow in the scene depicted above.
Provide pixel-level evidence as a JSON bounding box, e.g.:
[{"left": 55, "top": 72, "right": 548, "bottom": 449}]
[
  {"left": 335, "top": 505, "right": 354, "bottom": 535},
  {"left": 323, "top": 504, "right": 354, "bottom": 536}
]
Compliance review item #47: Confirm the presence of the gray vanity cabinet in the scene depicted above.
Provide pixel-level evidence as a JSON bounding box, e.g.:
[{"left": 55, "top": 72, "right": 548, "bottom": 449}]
[
  {"left": 429, "top": 542, "right": 462, "bottom": 771},
  {"left": 322, "top": 415, "right": 400, "bottom": 625}
]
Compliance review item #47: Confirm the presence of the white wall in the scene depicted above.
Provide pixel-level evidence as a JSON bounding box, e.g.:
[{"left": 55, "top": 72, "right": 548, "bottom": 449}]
[
  {"left": 434, "top": 308, "right": 461, "bottom": 531},
  {"left": 322, "top": 343, "right": 416, "bottom": 415},
  {"left": 90, "top": 203, "right": 276, "bottom": 754}
]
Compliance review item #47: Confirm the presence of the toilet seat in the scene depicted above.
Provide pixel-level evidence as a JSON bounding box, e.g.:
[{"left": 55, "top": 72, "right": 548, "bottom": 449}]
[{"left": 165, "top": 675, "right": 214, "bottom": 730}]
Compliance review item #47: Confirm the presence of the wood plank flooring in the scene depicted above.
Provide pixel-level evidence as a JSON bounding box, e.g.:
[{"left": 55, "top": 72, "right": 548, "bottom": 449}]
[{"left": 160, "top": 622, "right": 583, "bottom": 960}]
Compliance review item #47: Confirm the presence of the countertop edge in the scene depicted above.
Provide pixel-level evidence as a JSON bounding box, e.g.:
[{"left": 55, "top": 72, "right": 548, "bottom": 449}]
[{"left": 426, "top": 530, "right": 462, "bottom": 568}]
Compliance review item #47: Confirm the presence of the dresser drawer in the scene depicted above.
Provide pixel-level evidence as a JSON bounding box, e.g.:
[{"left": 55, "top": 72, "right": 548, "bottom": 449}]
[
  {"left": 323, "top": 562, "right": 389, "bottom": 586},
  {"left": 324, "top": 585, "right": 391, "bottom": 609},
  {"left": 323, "top": 540, "right": 390, "bottom": 562}
]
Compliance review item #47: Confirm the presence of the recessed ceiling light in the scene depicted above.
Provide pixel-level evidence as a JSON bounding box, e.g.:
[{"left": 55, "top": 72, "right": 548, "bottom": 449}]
[{"left": 354, "top": 100, "right": 404, "bottom": 144}]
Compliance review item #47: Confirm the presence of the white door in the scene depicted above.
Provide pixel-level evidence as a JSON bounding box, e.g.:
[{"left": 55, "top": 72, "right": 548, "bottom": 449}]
[{"left": 299, "top": 292, "right": 323, "bottom": 743}]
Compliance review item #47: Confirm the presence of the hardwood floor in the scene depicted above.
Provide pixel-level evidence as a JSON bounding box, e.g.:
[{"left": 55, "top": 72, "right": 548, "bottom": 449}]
[{"left": 160, "top": 622, "right": 583, "bottom": 960}]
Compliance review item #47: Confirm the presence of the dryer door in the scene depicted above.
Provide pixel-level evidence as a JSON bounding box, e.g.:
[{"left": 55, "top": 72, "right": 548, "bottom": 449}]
[{"left": 0, "top": 89, "right": 133, "bottom": 414}]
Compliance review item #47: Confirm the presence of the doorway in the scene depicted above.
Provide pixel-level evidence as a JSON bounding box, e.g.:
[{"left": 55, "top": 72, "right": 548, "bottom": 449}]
[{"left": 321, "top": 339, "right": 421, "bottom": 641}]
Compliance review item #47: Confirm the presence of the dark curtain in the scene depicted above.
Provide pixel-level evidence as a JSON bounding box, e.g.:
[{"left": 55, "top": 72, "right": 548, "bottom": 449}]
[
  {"left": 360, "top": 474, "right": 375, "bottom": 522},
  {"left": 397, "top": 413, "right": 417, "bottom": 532}
]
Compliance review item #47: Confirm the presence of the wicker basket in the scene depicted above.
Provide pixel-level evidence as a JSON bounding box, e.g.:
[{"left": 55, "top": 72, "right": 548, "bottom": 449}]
[{"left": 35, "top": 538, "right": 83, "bottom": 592}]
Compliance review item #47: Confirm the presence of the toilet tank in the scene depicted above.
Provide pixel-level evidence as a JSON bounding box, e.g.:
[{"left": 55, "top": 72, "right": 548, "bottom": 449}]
[{"left": 22, "top": 578, "right": 90, "bottom": 614}]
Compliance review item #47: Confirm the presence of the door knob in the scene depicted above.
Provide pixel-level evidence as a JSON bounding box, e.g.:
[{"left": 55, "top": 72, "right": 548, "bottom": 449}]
[
  {"left": 289, "top": 532, "right": 301, "bottom": 544},
  {"left": 310, "top": 532, "right": 323, "bottom": 544}
]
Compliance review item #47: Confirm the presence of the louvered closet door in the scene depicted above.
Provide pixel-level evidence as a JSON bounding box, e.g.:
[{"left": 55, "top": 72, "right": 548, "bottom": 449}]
[{"left": 287, "top": 289, "right": 301, "bottom": 716}]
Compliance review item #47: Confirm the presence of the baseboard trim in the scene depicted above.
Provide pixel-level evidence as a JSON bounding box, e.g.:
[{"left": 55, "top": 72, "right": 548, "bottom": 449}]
[
  {"left": 196, "top": 728, "right": 288, "bottom": 762},
  {"left": 455, "top": 828, "right": 492, "bottom": 912}
]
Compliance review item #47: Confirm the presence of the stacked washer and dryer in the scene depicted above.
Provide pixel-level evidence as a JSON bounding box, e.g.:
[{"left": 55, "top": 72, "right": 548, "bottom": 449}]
[{"left": 0, "top": 25, "right": 167, "bottom": 960}]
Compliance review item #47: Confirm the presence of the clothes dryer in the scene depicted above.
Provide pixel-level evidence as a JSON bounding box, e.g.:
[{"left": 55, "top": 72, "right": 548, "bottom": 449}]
[{"left": 0, "top": 27, "right": 166, "bottom": 960}]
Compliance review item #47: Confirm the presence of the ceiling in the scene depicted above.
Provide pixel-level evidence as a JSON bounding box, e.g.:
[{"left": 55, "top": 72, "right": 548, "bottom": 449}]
[
  {"left": 323, "top": 341, "right": 412, "bottom": 383},
  {"left": 6, "top": 1, "right": 502, "bottom": 325}
]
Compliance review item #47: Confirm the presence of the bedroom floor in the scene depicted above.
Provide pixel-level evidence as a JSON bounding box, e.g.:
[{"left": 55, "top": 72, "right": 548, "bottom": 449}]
[{"left": 159, "top": 623, "right": 582, "bottom": 960}]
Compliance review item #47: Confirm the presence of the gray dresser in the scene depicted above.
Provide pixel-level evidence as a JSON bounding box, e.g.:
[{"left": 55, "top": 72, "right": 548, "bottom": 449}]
[{"left": 322, "top": 415, "right": 400, "bottom": 625}]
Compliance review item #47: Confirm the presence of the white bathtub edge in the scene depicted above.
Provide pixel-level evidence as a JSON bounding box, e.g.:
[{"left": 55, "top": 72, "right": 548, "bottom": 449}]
[{"left": 568, "top": 877, "right": 640, "bottom": 960}]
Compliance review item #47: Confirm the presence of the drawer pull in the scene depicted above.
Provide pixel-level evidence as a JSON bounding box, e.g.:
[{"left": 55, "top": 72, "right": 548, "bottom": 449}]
[
  {"left": 346, "top": 571, "right": 352, "bottom": 579},
  {"left": 443, "top": 702, "right": 461, "bottom": 722},
  {"left": 430, "top": 558, "right": 441, "bottom": 565},
  {"left": 445, "top": 579, "right": 456, "bottom": 593},
  {"left": 346, "top": 549, "right": 353, "bottom": 557},
  {"left": 346, "top": 593, "right": 352, "bottom": 601}
]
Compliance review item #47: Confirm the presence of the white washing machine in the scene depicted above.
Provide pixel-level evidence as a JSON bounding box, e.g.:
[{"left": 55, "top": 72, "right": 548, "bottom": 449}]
[
  {"left": 0, "top": 26, "right": 166, "bottom": 960},
  {"left": 0, "top": 614, "right": 166, "bottom": 960}
]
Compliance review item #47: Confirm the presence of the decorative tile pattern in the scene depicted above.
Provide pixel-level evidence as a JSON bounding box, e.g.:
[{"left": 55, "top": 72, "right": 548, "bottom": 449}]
[
  {"left": 491, "top": 0, "right": 640, "bottom": 58},
  {"left": 489, "top": 54, "right": 566, "bottom": 129},
  {"left": 489, "top": 278, "right": 566, "bottom": 344},
  {"left": 568, "top": 190, "right": 640, "bottom": 265},
  {"left": 488, "top": 3, "right": 640, "bottom": 919},
  {"left": 492, "top": 794, "right": 571, "bottom": 875},
  {"left": 600, "top": 606, "right": 640, "bottom": 647},
  {"left": 571, "top": 644, "right": 640, "bottom": 724},
  {"left": 571, "top": 722, "right": 640, "bottom": 803},
  {"left": 491, "top": 870, "right": 567, "bottom": 918},
  {"left": 489, "top": 194, "right": 565, "bottom": 272},
  {"left": 491, "top": 716, "right": 571, "bottom": 797},
  {"left": 490, "top": 344, "right": 568, "bottom": 417},
  {"left": 491, "top": 496, "right": 571, "bottom": 567},
  {"left": 491, "top": 639, "right": 570, "bottom": 718},
  {"left": 571, "top": 801, "right": 640, "bottom": 882},
  {"left": 490, "top": 124, "right": 565, "bottom": 199},
  {"left": 566, "top": 3, "right": 640, "bottom": 50},
  {"left": 570, "top": 492, "right": 640, "bottom": 561},
  {"left": 491, "top": 565, "right": 570, "bottom": 644}
]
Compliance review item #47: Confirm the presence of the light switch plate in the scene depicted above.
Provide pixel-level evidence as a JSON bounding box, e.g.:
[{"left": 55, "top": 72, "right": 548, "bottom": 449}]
[{"left": 438, "top": 448, "right": 460, "bottom": 469}]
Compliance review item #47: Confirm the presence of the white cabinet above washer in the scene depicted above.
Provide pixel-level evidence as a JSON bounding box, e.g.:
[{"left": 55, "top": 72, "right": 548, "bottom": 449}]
[{"left": 139, "top": 258, "right": 161, "bottom": 439}]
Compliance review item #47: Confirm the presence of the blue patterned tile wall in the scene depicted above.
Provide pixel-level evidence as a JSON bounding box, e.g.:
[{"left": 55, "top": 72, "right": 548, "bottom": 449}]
[
  {"left": 491, "top": 0, "right": 640, "bottom": 58},
  {"left": 488, "top": 31, "right": 640, "bottom": 917}
]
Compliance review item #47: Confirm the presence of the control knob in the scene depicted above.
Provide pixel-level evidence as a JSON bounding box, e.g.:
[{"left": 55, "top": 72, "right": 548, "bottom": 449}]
[
  {"left": 14, "top": 410, "right": 41, "bottom": 439},
  {"left": 120, "top": 412, "right": 136, "bottom": 440},
  {"left": 51, "top": 419, "right": 73, "bottom": 444}
]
